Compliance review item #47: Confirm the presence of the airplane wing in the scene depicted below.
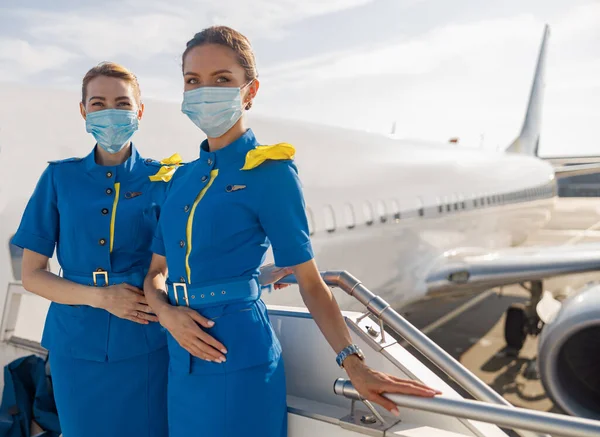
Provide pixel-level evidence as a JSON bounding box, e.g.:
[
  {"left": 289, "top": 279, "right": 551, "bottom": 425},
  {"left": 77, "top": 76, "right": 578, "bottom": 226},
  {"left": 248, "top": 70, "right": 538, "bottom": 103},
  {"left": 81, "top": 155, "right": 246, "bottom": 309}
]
[
  {"left": 425, "top": 243, "right": 600, "bottom": 294},
  {"left": 554, "top": 163, "right": 600, "bottom": 179}
]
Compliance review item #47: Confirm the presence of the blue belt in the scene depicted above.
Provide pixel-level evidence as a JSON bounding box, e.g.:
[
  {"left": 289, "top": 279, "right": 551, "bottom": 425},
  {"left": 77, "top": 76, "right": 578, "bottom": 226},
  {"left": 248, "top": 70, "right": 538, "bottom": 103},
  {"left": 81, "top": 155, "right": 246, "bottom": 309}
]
[
  {"left": 63, "top": 269, "right": 147, "bottom": 288},
  {"left": 166, "top": 278, "right": 260, "bottom": 309}
]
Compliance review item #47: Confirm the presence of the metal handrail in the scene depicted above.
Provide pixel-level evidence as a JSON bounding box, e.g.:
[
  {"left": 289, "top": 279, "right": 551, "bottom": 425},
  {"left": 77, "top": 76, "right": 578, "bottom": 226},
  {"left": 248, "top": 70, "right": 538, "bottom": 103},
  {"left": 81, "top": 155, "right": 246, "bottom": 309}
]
[
  {"left": 277, "top": 271, "right": 553, "bottom": 437},
  {"left": 334, "top": 379, "right": 600, "bottom": 437}
]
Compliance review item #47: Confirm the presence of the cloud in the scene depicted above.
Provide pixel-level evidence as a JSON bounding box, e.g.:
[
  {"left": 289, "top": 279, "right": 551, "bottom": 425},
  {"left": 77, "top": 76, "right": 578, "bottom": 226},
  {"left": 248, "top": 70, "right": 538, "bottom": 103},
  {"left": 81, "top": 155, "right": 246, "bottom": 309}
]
[
  {"left": 0, "top": 38, "right": 78, "bottom": 81},
  {"left": 9, "top": 0, "right": 373, "bottom": 62},
  {"left": 262, "top": 14, "right": 543, "bottom": 84},
  {"left": 255, "top": 5, "right": 600, "bottom": 156}
]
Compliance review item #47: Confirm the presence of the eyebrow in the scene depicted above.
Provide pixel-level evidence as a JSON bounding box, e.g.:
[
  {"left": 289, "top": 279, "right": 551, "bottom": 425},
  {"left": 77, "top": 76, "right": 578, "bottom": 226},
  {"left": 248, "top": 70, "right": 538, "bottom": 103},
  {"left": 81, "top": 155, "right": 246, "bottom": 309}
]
[
  {"left": 183, "top": 69, "right": 233, "bottom": 77},
  {"left": 211, "top": 69, "right": 233, "bottom": 76},
  {"left": 88, "top": 96, "right": 131, "bottom": 102}
]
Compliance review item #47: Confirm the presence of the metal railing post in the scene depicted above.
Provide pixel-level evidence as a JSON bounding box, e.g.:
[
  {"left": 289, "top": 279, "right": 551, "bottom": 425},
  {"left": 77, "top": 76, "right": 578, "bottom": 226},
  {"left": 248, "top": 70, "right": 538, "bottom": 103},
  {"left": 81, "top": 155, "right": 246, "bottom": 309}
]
[
  {"left": 335, "top": 379, "right": 600, "bottom": 437},
  {"left": 277, "top": 271, "right": 553, "bottom": 437}
]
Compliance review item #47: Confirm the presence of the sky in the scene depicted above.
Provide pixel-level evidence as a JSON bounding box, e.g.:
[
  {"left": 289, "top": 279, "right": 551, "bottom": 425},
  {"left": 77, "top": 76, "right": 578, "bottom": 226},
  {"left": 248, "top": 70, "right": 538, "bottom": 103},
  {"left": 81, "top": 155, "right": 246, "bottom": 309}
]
[{"left": 0, "top": 0, "right": 598, "bottom": 156}]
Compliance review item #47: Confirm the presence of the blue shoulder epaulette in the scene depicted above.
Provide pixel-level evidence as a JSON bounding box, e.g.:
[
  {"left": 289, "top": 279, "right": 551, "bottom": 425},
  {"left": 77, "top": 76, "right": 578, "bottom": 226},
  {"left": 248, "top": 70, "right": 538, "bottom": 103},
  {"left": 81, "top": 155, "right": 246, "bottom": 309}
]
[
  {"left": 47, "top": 157, "right": 82, "bottom": 165},
  {"left": 143, "top": 158, "right": 162, "bottom": 167}
]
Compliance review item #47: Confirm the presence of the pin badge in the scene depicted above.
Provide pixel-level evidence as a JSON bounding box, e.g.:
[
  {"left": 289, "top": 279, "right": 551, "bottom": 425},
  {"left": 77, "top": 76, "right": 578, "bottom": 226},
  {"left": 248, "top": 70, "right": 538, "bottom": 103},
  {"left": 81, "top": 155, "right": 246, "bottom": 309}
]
[
  {"left": 226, "top": 185, "right": 246, "bottom": 192},
  {"left": 125, "top": 191, "right": 143, "bottom": 199}
]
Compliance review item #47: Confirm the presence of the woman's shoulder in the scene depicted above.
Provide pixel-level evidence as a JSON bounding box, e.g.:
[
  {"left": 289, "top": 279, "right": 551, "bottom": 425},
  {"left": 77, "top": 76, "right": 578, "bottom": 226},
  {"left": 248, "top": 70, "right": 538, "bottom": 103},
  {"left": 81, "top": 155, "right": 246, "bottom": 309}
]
[
  {"left": 145, "top": 153, "right": 196, "bottom": 183},
  {"left": 241, "top": 142, "right": 297, "bottom": 176},
  {"left": 45, "top": 156, "right": 84, "bottom": 180}
]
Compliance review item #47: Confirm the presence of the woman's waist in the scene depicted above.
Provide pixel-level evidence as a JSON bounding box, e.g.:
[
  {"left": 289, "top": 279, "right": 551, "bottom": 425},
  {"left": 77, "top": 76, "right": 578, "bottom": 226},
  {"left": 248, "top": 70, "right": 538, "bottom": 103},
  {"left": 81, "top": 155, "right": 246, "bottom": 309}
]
[
  {"left": 166, "top": 276, "right": 260, "bottom": 309},
  {"left": 62, "top": 267, "right": 148, "bottom": 287}
]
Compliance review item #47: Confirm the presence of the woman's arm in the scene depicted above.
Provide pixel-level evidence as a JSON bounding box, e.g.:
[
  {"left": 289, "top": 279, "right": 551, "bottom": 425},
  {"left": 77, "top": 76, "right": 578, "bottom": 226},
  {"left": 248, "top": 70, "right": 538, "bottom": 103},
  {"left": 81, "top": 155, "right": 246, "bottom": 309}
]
[
  {"left": 22, "top": 249, "right": 156, "bottom": 324},
  {"left": 22, "top": 249, "right": 103, "bottom": 306},
  {"left": 294, "top": 259, "right": 441, "bottom": 416},
  {"left": 144, "top": 253, "right": 227, "bottom": 362}
]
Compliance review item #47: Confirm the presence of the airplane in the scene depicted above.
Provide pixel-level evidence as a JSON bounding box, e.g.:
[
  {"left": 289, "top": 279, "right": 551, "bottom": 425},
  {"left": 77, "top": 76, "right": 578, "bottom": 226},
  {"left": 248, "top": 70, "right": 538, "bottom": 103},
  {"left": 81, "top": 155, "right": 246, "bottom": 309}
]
[{"left": 1, "top": 24, "right": 600, "bottom": 431}]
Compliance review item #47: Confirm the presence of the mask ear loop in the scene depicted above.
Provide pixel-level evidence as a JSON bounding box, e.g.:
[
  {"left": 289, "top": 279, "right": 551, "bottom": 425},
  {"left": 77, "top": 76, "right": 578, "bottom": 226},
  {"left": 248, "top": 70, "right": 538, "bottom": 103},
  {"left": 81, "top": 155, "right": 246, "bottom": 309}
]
[{"left": 242, "top": 79, "right": 255, "bottom": 110}]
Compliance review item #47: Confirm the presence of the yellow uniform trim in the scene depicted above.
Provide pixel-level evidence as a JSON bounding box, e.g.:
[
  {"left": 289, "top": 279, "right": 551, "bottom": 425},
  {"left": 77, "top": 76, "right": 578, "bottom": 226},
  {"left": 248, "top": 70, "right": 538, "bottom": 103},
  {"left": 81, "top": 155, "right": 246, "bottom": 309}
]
[
  {"left": 241, "top": 143, "right": 295, "bottom": 171},
  {"left": 185, "top": 169, "right": 219, "bottom": 283},
  {"left": 149, "top": 153, "right": 184, "bottom": 182},
  {"left": 109, "top": 182, "right": 121, "bottom": 253}
]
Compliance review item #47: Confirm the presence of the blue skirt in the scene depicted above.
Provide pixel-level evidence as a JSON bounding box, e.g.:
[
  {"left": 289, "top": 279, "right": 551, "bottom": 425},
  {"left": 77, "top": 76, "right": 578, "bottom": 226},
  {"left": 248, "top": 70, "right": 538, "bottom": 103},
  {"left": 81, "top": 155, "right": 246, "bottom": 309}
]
[
  {"left": 168, "top": 357, "right": 287, "bottom": 437},
  {"left": 49, "top": 347, "right": 169, "bottom": 437},
  {"left": 166, "top": 299, "right": 286, "bottom": 436}
]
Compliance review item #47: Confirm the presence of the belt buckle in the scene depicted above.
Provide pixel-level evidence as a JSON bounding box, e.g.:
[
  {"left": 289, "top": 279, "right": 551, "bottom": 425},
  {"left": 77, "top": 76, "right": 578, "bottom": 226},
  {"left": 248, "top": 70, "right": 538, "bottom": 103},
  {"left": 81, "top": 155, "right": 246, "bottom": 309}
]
[
  {"left": 172, "top": 283, "right": 189, "bottom": 307},
  {"left": 93, "top": 271, "right": 109, "bottom": 287}
]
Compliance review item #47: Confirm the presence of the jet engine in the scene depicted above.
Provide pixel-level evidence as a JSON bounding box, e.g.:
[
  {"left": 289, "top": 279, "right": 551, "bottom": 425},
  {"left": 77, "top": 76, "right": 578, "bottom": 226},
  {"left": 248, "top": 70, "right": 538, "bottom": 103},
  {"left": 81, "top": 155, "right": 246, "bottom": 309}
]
[{"left": 538, "top": 283, "right": 600, "bottom": 419}]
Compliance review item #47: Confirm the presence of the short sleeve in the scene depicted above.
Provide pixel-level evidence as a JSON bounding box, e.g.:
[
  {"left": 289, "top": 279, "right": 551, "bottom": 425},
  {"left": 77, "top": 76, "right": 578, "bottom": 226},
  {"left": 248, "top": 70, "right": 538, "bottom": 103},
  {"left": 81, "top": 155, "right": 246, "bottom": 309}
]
[
  {"left": 151, "top": 218, "right": 166, "bottom": 257},
  {"left": 11, "top": 165, "right": 59, "bottom": 258},
  {"left": 258, "top": 162, "right": 314, "bottom": 267}
]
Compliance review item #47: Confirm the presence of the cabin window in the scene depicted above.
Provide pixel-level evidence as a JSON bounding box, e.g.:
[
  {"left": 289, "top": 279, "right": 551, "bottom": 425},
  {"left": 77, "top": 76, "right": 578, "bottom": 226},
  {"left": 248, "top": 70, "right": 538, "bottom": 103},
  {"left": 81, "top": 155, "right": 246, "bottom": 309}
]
[
  {"left": 363, "top": 201, "right": 374, "bottom": 226},
  {"left": 9, "top": 237, "right": 23, "bottom": 281},
  {"left": 324, "top": 205, "right": 336, "bottom": 233},
  {"left": 390, "top": 200, "right": 401, "bottom": 221},
  {"left": 306, "top": 207, "right": 315, "bottom": 236},
  {"left": 417, "top": 197, "right": 425, "bottom": 217},
  {"left": 344, "top": 203, "right": 356, "bottom": 229},
  {"left": 376, "top": 200, "right": 387, "bottom": 223}
]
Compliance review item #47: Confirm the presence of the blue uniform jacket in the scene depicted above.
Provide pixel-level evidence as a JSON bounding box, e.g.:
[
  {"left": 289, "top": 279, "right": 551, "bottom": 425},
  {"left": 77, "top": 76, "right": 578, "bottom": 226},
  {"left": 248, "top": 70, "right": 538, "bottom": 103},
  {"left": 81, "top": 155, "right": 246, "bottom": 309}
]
[
  {"left": 153, "top": 129, "right": 314, "bottom": 374},
  {"left": 12, "top": 145, "right": 178, "bottom": 362}
]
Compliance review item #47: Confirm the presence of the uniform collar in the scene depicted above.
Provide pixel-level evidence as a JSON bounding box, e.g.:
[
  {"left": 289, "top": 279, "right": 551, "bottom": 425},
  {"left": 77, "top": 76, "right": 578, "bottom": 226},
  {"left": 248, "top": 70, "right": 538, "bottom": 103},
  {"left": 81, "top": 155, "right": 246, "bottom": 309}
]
[
  {"left": 199, "top": 129, "right": 258, "bottom": 169},
  {"left": 84, "top": 143, "right": 142, "bottom": 179}
]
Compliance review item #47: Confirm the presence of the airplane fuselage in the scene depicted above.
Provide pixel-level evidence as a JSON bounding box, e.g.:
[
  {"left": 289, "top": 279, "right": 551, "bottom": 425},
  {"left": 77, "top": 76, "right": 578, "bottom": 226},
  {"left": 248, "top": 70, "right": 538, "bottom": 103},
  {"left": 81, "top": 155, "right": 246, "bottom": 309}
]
[{"left": 0, "top": 83, "right": 556, "bottom": 319}]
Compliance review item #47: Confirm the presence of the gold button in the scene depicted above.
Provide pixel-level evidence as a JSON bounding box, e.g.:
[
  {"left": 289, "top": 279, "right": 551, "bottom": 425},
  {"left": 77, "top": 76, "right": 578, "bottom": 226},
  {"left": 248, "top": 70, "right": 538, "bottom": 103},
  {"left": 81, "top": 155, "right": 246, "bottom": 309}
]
[
  {"left": 99, "top": 239, "right": 106, "bottom": 246},
  {"left": 101, "top": 208, "right": 109, "bottom": 215},
  {"left": 201, "top": 294, "right": 205, "bottom": 299},
  {"left": 184, "top": 205, "right": 190, "bottom": 212},
  {"left": 221, "top": 290, "right": 226, "bottom": 295},
  {"left": 179, "top": 240, "right": 185, "bottom": 248},
  {"left": 210, "top": 292, "right": 215, "bottom": 297},
  {"left": 106, "top": 188, "right": 113, "bottom": 195},
  {"left": 106, "top": 172, "right": 113, "bottom": 178},
  {"left": 207, "top": 158, "right": 212, "bottom": 165},
  {"left": 191, "top": 295, "right": 195, "bottom": 299},
  {"left": 201, "top": 175, "right": 208, "bottom": 182}
]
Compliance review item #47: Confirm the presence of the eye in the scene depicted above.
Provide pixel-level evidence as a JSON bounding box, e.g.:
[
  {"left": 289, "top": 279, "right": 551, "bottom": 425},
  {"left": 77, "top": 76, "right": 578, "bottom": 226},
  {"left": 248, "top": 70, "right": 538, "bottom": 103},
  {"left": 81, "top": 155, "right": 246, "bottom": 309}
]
[
  {"left": 91, "top": 102, "right": 104, "bottom": 107},
  {"left": 118, "top": 102, "right": 132, "bottom": 107},
  {"left": 215, "top": 76, "right": 230, "bottom": 84},
  {"left": 186, "top": 77, "right": 199, "bottom": 85}
]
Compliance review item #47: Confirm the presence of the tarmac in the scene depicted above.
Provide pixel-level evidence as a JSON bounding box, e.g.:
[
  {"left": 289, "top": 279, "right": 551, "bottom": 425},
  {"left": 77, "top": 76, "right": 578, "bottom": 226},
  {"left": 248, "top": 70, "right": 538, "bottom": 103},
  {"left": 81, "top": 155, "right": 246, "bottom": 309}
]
[{"left": 398, "top": 198, "right": 600, "bottom": 428}]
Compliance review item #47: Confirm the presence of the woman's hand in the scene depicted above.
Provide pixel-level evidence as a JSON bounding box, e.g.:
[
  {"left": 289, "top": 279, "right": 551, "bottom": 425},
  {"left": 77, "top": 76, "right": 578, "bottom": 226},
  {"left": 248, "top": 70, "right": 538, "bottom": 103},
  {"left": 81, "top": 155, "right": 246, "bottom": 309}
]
[
  {"left": 258, "top": 263, "right": 292, "bottom": 290},
  {"left": 343, "top": 356, "right": 442, "bottom": 416},
  {"left": 99, "top": 283, "right": 159, "bottom": 324},
  {"left": 157, "top": 305, "right": 227, "bottom": 363}
]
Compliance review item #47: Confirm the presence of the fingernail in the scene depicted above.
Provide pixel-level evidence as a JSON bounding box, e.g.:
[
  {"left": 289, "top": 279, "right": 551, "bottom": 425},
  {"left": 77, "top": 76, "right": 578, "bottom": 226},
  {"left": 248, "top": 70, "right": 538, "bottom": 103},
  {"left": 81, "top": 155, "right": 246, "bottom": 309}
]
[
  {"left": 207, "top": 321, "right": 215, "bottom": 327},
  {"left": 391, "top": 408, "right": 400, "bottom": 417},
  {"left": 221, "top": 348, "right": 227, "bottom": 354}
]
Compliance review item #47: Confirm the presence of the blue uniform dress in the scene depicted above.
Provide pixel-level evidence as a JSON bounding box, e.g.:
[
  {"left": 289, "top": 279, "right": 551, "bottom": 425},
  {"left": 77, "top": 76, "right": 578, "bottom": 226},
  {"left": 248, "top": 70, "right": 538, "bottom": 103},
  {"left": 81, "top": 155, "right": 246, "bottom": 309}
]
[
  {"left": 153, "top": 129, "right": 314, "bottom": 437},
  {"left": 11, "top": 145, "right": 180, "bottom": 437}
]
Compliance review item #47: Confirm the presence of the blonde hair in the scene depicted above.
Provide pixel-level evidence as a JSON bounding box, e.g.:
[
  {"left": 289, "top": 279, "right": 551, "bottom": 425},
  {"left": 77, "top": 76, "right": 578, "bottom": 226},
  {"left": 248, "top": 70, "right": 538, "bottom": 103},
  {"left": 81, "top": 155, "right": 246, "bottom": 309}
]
[{"left": 81, "top": 61, "right": 141, "bottom": 104}]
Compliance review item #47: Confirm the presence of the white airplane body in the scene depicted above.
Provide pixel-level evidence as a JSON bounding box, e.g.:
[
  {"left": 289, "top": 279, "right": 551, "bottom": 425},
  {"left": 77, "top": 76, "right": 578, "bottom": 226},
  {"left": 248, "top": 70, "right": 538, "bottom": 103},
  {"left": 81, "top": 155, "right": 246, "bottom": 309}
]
[{"left": 1, "top": 25, "right": 600, "bottom": 433}]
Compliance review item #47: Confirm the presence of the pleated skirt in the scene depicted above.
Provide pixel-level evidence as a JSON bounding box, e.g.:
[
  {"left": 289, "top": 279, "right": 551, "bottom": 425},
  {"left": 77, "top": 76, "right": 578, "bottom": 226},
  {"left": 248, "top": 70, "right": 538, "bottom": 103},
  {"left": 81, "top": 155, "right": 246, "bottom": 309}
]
[{"left": 49, "top": 347, "right": 169, "bottom": 437}]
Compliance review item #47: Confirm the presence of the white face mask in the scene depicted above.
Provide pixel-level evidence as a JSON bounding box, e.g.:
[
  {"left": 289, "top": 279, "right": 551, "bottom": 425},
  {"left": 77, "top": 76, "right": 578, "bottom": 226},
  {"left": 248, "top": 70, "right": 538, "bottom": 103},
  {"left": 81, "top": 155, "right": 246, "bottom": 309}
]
[
  {"left": 181, "top": 82, "right": 251, "bottom": 138},
  {"left": 85, "top": 109, "right": 139, "bottom": 154}
]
